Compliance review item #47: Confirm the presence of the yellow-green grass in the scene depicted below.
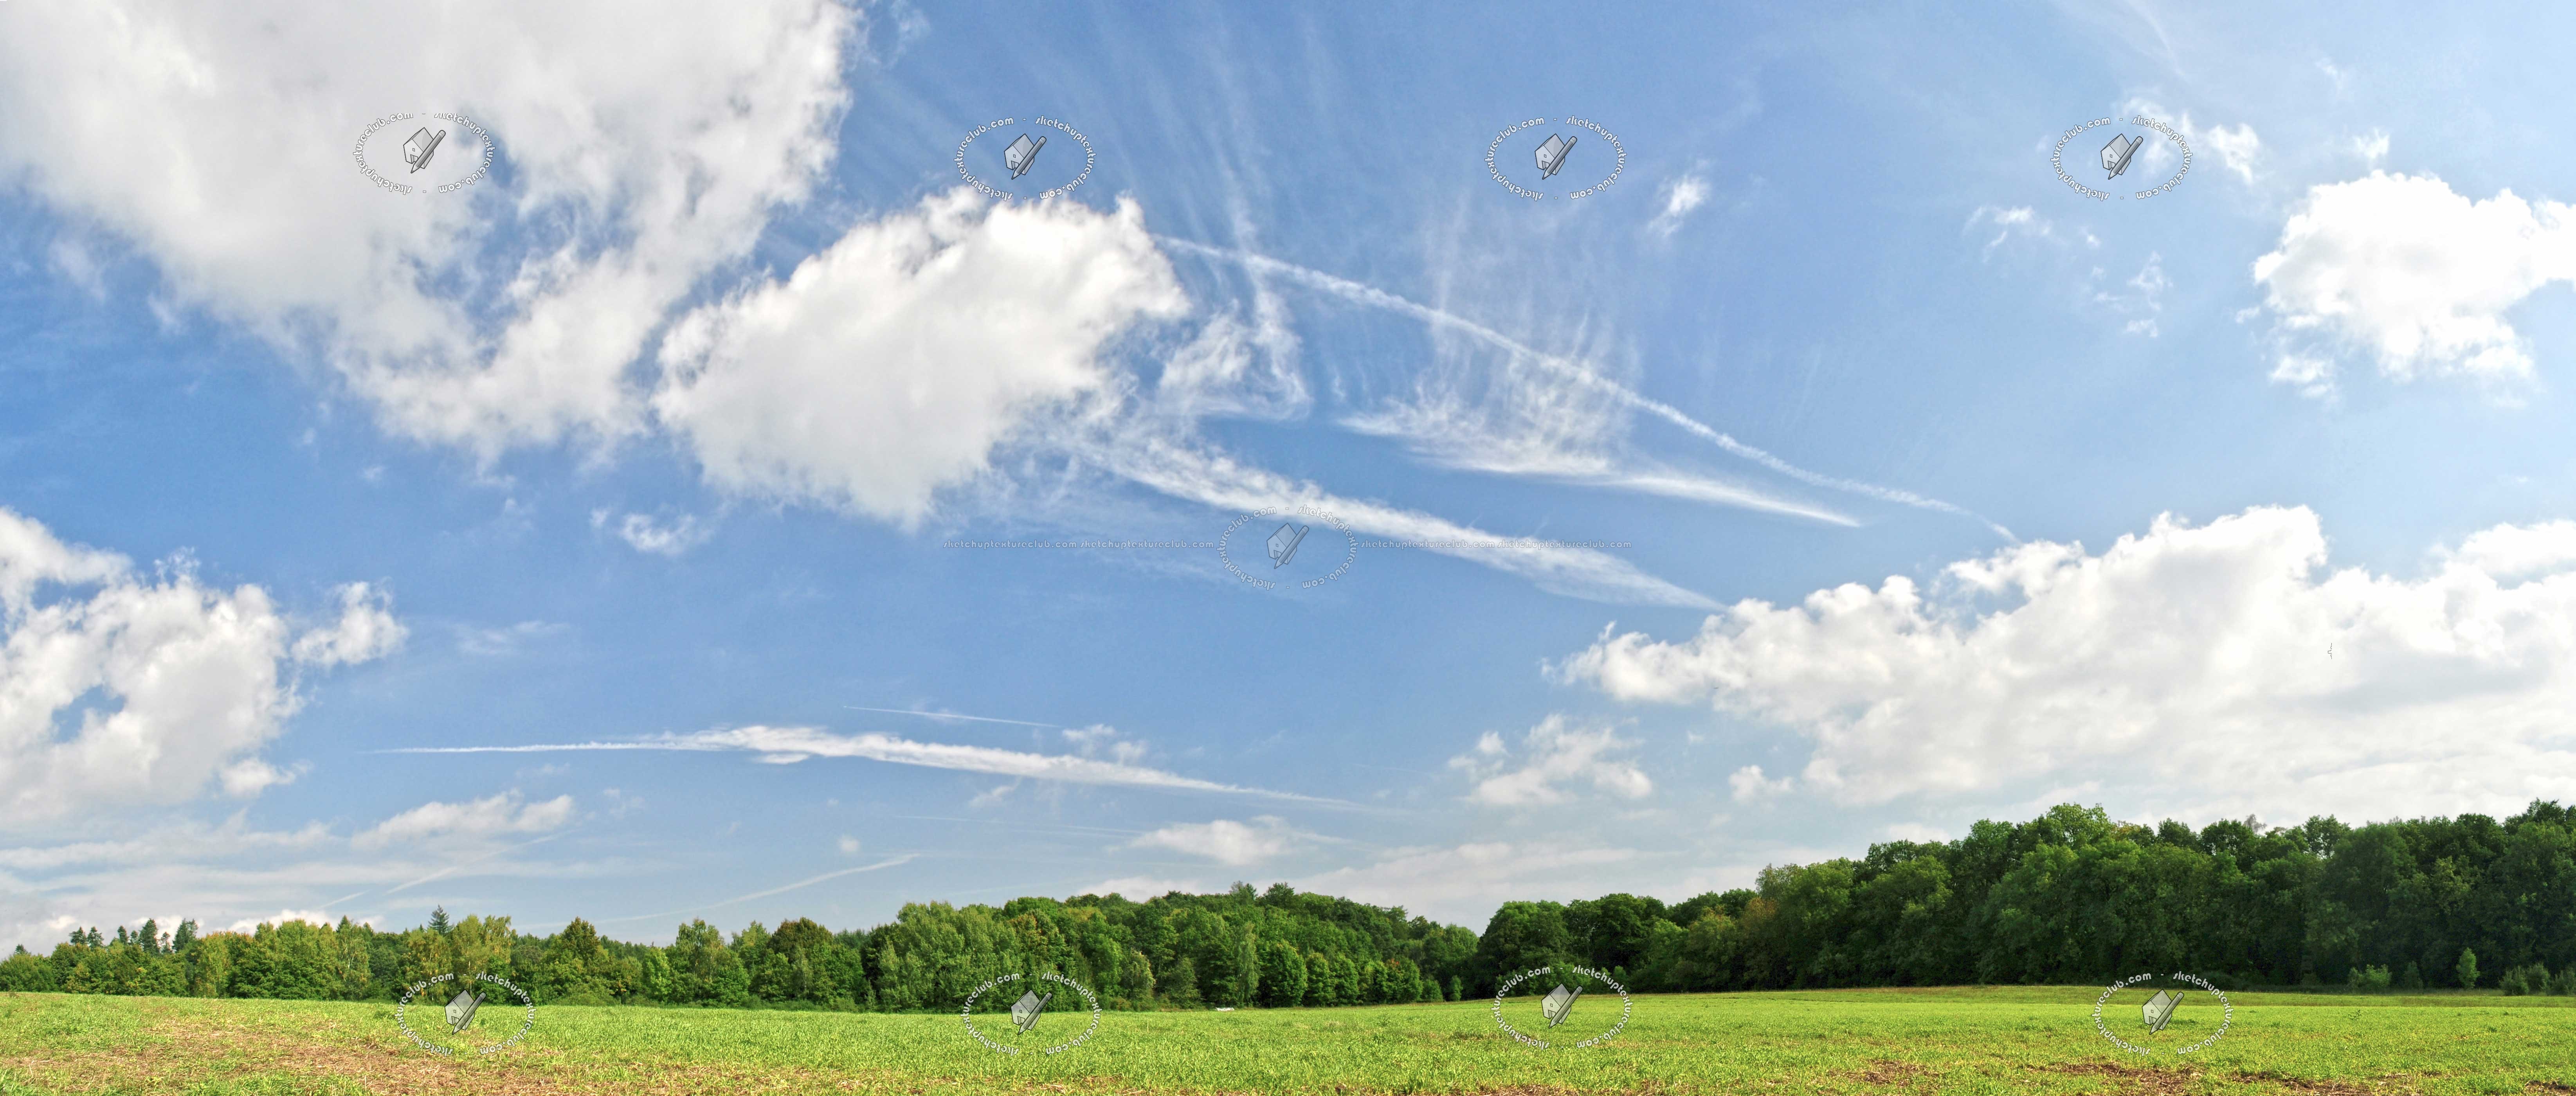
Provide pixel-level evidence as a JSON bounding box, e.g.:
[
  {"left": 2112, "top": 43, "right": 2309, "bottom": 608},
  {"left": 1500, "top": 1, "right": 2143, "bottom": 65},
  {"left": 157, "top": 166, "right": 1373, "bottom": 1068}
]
[{"left": 4, "top": 987, "right": 2574, "bottom": 1095}]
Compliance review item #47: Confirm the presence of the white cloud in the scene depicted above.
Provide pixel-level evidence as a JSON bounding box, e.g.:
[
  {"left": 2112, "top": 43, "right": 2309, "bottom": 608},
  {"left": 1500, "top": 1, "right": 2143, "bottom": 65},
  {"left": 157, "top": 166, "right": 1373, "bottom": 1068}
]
[
  {"left": 382, "top": 724, "right": 1347, "bottom": 804},
  {"left": 603, "top": 512, "right": 712, "bottom": 557},
  {"left": 290, "top": 582, "right": 407, "bottom": 666},
  {"left": 1162, "top": 240, "right": 2010, "bottom": 540},
  {"left": 1060, "top": 723, "right": 1148, "bottom": 767},
  {"left": 1882, "top": 822, "right": 1948, "bottom": 844},
  {"left": 2449, "top": 520, "right": 2576, "bottom": 580},
  {"left": 654, "top": 189, "right": 1189, "bottom": 529},
  {"left": 226, "top": 910, "right": 348, "bottom": 934},
  {"left": 1646, "top": 174, "right": 1710, "bottom": 239},
  {"left": 456, "top": 620, "right": 566, "bottom": 657},
  {"left": 2353, "top": 130, "right": 2390, "bottom": 167},
  {"left": 1446, "top": 714, "right": 1653, "bottom": 806},
  {"left": 1078, "top": 876, "right": 1210, "bottom": 901},
  {"left": 2254, "top": 173, "right": 2576, "bottom": 389},
  {"left": 0, "top": 817, "right": 333, "bottom": 872},
  {"left": 1156, "top": 310, "right": 1310, "bottom": 423},
  {"left": 2118, "top": 104, "right": 2259, "bottom": 186},
  {"left": 1340, "top": 374, "right": 1854, "bottom": 527},
  {"left": 2270, "top": 353, "right": 2336, "bottom": 399},
  {"left": 1561, "top": 506, "right": 2576, "bottom": 823},
  {"left": 47, "top": 238, "right": 106, "bottom": 300},
  {"left": 353, "top": 790, "right": 576, "bottom": 849},
  {"left": 1292, "top": 841, "right": 1649, "bottom": 915},
  {"left": 1727, "top": 764, "right": 1791, "bottom": 802},
  {"left": 2198, "top": 123, "right": 2261, "bottom": 185},
  {"left": 1097, "top": 431, "right": 1719, "bottom": 608},
  {"left": 1126, "top": 816, "right": 1305, "bottom": 866},
  {"left": 2092, "top": 252, "right": 2169, "bottom": 338},
  {"left": 1966, "top": 205, "right": 2054, "bottom": 259},
  {"left": 837, "top": 835, "right": 861, "bottom": 855},
  {"left": 0, "top": 0, "right": 858, "bottom": 460},
  {"left": 0, "top": 509, "right": 397, "bottom": 826}
]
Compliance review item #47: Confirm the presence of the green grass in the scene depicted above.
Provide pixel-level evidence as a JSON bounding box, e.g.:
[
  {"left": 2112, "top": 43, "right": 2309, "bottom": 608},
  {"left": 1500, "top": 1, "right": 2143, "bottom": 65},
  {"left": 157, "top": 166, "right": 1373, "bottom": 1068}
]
[{"left": 4, "top": 987, "right": 2574, "bottom": 1094}]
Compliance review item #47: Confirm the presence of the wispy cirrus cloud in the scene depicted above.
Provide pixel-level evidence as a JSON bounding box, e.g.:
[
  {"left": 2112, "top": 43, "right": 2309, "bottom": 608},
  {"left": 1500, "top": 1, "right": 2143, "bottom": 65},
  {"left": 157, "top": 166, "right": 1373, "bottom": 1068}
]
[
  {"left": 379, "top": 724, "right": 1349, "bottom": 804},
  {"left": 1160, "top": 238, "right": 2012, "bottom": 541}
]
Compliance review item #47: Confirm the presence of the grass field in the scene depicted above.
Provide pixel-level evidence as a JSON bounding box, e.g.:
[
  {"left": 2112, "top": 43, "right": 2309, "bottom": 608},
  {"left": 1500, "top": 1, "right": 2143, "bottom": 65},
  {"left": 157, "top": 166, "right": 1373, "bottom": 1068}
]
[{"left": 5, "top": 987, "right": 2574, "bottom": 1095}]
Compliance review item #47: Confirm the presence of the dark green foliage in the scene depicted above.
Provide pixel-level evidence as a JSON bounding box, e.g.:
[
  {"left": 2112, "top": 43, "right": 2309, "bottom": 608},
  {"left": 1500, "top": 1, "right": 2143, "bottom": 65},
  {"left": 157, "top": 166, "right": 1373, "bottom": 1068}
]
[{"left": 10, "top": 800, "right": 2576, "bottom": 1010}]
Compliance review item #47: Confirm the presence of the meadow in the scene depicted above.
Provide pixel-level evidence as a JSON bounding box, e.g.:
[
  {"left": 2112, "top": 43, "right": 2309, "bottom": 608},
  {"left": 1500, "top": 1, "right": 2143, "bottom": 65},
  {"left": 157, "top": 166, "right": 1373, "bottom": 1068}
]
[{"left": 4, "top": 986, "right": 2573, "bottom": 1095}]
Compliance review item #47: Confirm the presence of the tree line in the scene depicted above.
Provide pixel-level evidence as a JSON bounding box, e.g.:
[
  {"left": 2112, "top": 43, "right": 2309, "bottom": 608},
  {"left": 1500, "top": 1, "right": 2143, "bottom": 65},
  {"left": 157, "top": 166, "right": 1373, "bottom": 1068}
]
[{"left": 6, "top": 800, "right": 2575, "bottom": 1008}]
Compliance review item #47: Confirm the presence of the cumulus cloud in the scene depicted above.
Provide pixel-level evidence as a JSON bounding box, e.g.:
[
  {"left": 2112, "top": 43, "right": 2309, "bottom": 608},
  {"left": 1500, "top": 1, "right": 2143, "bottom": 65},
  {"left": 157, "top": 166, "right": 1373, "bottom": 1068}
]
[
  {"left": 1727, "top": 764, "right": 1792, "bottom": 802},
  {"left": 354, "top": 790, "right": 576, "bottom": 849},
  {"left": 2254, "top": 173, "right": 2576, "bottom": 391},
  {"left": 654, "top": 190, "right": 1189, "bottom": 528},
  {"left": 291, "top": 583, "right": 407, "bottom": 666},
  {"left": 1447, "top": 714, "right": 1653, "bottom": 806},
  {"left": 0, "top": 0, "right": 858, "bottom": 459},
  {"left": 1126, "top": 816, "right": 1305, "bottom": 866},
  {"left": 0, "top": 508, "right": 400, "bottom": 825},
  {"left": 1560, "top": 506, "right": 2576, "bottom": 822}
]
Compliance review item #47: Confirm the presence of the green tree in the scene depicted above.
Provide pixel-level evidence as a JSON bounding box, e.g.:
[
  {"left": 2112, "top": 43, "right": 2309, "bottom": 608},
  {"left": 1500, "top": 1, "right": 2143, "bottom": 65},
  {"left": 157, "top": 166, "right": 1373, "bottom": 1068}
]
[
  {"left": 2456, "top": 948, "right": 2480, "bottom": 989},
  {"left": 1257, "top": 940, "right": 1308, "bottom": 1008}
]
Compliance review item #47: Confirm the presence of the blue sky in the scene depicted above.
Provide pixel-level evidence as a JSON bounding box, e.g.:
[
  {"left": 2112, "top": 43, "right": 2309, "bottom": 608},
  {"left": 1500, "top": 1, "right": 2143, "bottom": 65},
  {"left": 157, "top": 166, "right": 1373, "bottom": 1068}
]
[{"left": 5, "top": 0, "right": 2576, "bottom": 950}]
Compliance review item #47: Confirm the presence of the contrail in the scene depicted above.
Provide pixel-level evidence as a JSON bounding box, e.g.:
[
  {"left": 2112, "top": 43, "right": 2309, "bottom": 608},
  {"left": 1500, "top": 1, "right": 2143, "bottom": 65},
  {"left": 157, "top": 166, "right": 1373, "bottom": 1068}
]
[
  {"left": 1158, "top": 237, "right": 2016, "bottom": 542},
  {"left": 845, "top": 705, "right": 1060, "bottom": 729},
  {"left": 601, "top": 855, "right": 921, "bottom": 924}
]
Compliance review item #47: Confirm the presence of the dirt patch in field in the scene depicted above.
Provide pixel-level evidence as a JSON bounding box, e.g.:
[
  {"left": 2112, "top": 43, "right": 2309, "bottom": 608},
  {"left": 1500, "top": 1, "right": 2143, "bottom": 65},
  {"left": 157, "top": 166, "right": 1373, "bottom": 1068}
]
[
  {"left": 2030, "top": 1062, "right": 2204, "bottom": 1094},
  {"left": 1832, "top": 1058, "right": 1938, "bottom": 1091},
  {"left": 2524, "top": 1082, "right": 2576, "bottom": 1095},
  {"left": 2229, "top": 1070, "right": 2390, "bottom": 1094}
]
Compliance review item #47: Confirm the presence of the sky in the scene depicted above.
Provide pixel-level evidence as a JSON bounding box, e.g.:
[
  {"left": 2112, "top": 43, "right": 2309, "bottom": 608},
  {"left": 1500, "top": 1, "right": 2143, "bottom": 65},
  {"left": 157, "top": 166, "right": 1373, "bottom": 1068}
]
[{"left": 4, "top": 0, "right": 2576, "bottom": 951}]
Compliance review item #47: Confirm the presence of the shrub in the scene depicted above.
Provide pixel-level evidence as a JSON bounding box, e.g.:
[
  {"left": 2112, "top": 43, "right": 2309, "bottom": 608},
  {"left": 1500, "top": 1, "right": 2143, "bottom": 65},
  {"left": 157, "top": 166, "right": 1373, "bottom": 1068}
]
[
  {"left": 2499, "top": 965, "right": 2533, "bottom": 996},
  {"left": 2455, "top": 949, "right": 2480, "bottom": 989},
  {"left": 2344, "top": 964, "right": 2390, "bottom": 992},
  {"left": 2398, "top": 961, "right": 2423, "bottom": 991},
  {"left": 2549, "top": 966, "right": 2576, "bottom": 996}
]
